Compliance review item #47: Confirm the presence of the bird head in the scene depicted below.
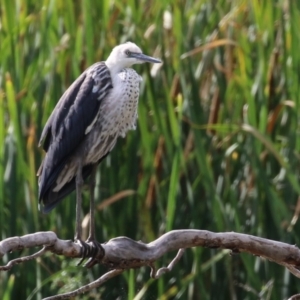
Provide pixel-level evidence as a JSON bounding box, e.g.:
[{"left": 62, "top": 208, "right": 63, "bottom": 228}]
[{"left": 105, "top": 42, "right": 161, "bottom": 72}]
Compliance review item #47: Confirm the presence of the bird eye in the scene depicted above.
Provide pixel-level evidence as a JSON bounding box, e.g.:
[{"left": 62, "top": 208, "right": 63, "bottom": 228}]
[{"left": 125, "top": 50, "right": 131, "bottom": 56}]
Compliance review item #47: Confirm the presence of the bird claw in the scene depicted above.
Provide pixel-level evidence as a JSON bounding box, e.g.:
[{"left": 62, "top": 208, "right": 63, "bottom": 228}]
[
  {"left": 83, "top": 240, "right": 105, "bottom": 268},
  {"left": 75, "top": 239, "right": 105, "bottom": 267}
]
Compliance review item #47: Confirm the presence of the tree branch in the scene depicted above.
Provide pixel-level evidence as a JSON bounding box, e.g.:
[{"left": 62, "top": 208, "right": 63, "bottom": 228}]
[{"left": 1, "top": 230, "right": 300, "bottom": 299}]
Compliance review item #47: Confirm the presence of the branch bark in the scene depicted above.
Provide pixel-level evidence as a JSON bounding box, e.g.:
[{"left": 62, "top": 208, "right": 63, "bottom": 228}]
[{"left": 1, "top": 230, "right": 300, "bottom": 299}]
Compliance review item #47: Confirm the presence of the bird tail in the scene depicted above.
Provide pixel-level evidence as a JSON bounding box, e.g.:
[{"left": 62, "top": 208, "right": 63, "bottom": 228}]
[{"left": 38, "top": 163, "right": 96, "bottom": 213}]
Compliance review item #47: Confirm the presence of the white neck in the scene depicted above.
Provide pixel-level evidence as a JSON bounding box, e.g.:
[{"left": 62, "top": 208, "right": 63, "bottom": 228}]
[
  {"left": 106, "top": 55, "right": 133, "bottom": 75},
  {"left": 105, "top": 63, "right": 123, "bottom": 77}
]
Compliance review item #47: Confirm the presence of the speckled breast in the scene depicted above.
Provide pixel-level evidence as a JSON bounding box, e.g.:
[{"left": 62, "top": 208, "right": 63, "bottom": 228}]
[{"left": 84, "top": 68, "right": 142, "bottom": 164}]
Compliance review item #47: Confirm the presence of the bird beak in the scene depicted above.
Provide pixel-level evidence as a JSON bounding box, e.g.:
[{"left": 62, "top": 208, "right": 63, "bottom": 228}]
[{"left": 130, "top": 52, "right": 162, "bottom": 64}]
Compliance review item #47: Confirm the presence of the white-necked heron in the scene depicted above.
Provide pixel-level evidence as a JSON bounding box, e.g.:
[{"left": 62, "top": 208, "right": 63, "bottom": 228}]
[{"left": 37, "top": 42, "right": 161, "bottom": 265}]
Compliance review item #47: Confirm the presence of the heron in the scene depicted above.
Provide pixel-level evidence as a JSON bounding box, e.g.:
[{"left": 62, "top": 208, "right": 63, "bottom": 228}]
[{"left": 37, "top": 42, "right": 161, "bottom": 265}]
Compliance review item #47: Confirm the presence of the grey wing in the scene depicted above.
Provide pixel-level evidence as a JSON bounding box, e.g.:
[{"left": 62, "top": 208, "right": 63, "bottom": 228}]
[{"left": 38, "top": 62, "right": 113, "bottom": 204}]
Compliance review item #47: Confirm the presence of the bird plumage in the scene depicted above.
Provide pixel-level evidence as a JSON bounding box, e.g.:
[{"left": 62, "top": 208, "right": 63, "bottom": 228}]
[
  {"left": 38, "top": 42, "right": 160, "bottom": 214},
  {"left": 38, "top": 62, "right": 113, "bottom": 212}
]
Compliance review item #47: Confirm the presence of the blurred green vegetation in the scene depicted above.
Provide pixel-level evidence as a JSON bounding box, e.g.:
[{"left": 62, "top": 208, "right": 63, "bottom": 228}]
[{"left": 1, "top": 0, "right": 300, "bottom": 299}]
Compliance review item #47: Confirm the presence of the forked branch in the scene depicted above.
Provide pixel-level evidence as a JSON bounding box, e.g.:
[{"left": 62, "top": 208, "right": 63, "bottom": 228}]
[{"left": 1, "top": 230, "right": 300, "bottom": 299}]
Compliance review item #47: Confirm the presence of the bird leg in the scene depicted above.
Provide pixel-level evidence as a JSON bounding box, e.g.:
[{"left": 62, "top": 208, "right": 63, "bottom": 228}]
[
  {"left": 86, "top": 165, "right": 97, "bottom": 242},
  {"left": 74, "top": 159, "right": 91, "bottom": 263},
  {"left": 84, "top": 165, "right": 105, "bottom": 268},
  {"left": 75, "top": 159, "right": 84, "bottom": 241},
  {"left": 75, "top": 161, "right": 104, "bottom": 267}
]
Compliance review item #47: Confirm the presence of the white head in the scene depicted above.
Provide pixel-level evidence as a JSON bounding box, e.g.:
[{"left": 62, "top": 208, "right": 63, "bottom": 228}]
[{"left": 105, "top": 42, "right": 161, "bottom": 72}]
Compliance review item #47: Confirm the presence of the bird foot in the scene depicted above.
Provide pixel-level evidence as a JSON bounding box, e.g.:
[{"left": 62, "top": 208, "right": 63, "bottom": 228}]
[
  {"left": 83, "top": 239, "right": 105, "bottom": 268},
  {"left": 75, "top": 239, "right": 105, "bottom": 267}
]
